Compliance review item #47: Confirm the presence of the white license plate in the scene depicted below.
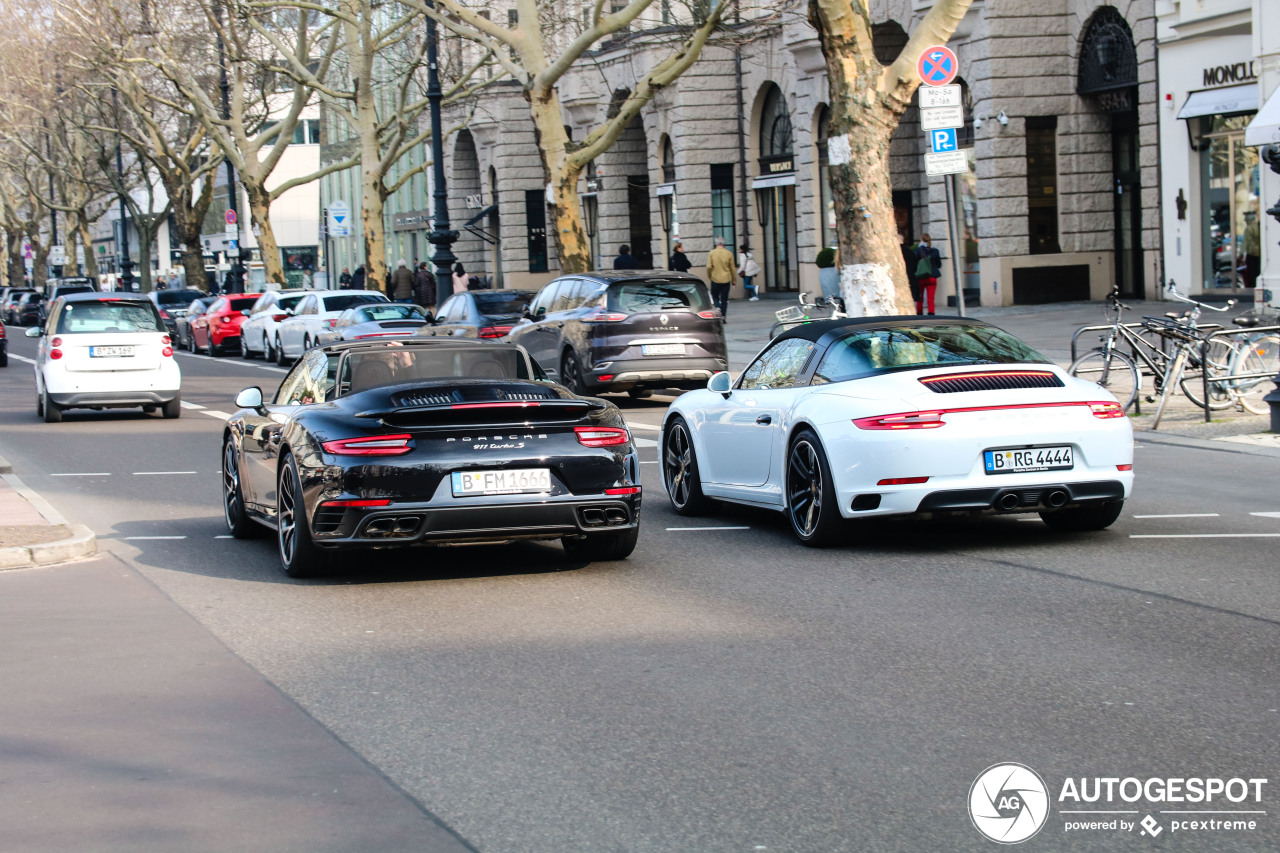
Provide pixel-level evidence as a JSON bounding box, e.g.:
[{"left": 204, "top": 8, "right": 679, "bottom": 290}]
[
  {"left": 89, "top": 346, "right": 135, "bottom": 358},
  {"left": 984, "top": 446, "right": 1074, "bottom": 474},
  {"left": 642, "top": 343, "right": 685, "bottom": 356},
  {"left": 451, "top": 468, "right": 551, "bottom": 496}
]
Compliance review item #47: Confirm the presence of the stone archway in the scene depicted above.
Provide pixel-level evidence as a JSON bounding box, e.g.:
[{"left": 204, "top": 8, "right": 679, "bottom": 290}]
[{"left": 449, "top": 129, "right": 484, "bottom": 281}]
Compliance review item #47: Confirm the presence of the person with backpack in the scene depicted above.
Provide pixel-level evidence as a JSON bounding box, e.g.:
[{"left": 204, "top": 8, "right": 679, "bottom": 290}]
[
  {"left": 914, "top": 234, "right": 942, "bottom": 315},
  {"left": 738, "top": 243, "right": 762, "bottom": 301}
]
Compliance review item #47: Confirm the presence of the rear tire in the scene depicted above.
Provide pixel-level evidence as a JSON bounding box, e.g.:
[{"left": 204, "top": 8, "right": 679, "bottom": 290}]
[
  {"left": 240, "top": 334, "right": 254, "bottom": 359},
  {"left": 1069, "top": 348, "right": 1138, "bottom": 410},
  {"left": 206, "top": 335, "right": 220, "bottom": 357},
  {"left": 277, "top": 452, "right": 333, "bottom": 578},
  {"left": 786, "top": 429, "right": 844, "bottom": 546},
  {"left": 663, "top": 416, "right": 712, "bottom": 516},
  {"left": 0, "top": 348, "right": 7, "bottom": 367},
  {"left": 275, "top": 336, "right": 289, "bottom": 367},
  {"left": 561, "top": 527, "right": 639, "bottom": 561},
  {"left": 1039, "top": 499, "right": 1124, "bottom": 532},
  {"left": 42, "top": 389, "right": 62, "bottom": 423},
  {"left": 1232, "top": 334, "right": 1280, "bottom": 415},
  {"left": 560, "top": 351, "right": 586, "bottom": 394},
  {"left": 161, "top": 397, "right": 181, "bottom": 419}
]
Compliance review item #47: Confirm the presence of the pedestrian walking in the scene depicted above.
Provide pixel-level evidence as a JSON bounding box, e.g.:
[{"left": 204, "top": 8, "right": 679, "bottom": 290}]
[
  {"left": 706, "top": 236, "right": 736, "bottom": 318},
  {"left": 350, "top": 265, "right": 366, "bottom": 290},
  {"left": 452, "top": 262, "right": 469, "bottom": 294},
  {"left": 414, "top": 262, "right": 436, "bottom": 311},
  {"left": 900, "top": 238, "right": 920, "bottom": 314},
  {"left": 737, "top": 244, "right": 762, "bottom": 301},
  {"left": 613, "top": 244, "right": 639, "bottom": 270},
  {"left": 913, "top": 234, "right": 941, "bottom": 315},
  {"left": 390, "top": 259, "right": 415, "bottom": 303},
  {"left": 669, "top": 242, "right": 692, "bottom": 273},
  {"left": 338, "top": 267, "right": 352, "bottom": 287},
  {"left": 168, "top": 272, "right": 181, "bottom": 290},
  {"left": 301, "top": 268, "right": 313, "bottom": 289}
]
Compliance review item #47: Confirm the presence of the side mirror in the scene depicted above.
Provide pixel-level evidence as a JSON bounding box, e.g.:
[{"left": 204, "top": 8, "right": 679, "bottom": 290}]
[
  {"left": 235, "top": 386, "right": 265, "bottom": 411},
  {"left": 534, "top": 305, "right": 546, "bottom": 318},
  {"left": 25, "top": 327, "right": 41, "bottom": 337},
  {"left": 708, "top": 371, "right": 732, "bottom": 398},
  {"left": 521, "top": 304, "right": 532, "bottom": 319},
  {"left": 241, "top": 309, "right": 252, "bottom": 316}
]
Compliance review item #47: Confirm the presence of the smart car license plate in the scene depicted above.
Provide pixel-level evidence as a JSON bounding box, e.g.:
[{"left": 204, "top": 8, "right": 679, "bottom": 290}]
[
  {"left": 642, "top": 343, "right": 685, "bottom": 356},
  {"left": 451, "top": 468, "right": 551, "bottom": 496},
  {"left": 89, "top": 346, "right": 135, "bottom": 358},
  {"left": 984, "top": 446, "right": 1074, "bottom": 474}
]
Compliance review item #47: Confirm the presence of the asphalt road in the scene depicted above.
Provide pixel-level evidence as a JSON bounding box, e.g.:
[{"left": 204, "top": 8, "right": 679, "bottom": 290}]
[{"left": 2, "top": 329, "right": 1279, "bottom": 852}]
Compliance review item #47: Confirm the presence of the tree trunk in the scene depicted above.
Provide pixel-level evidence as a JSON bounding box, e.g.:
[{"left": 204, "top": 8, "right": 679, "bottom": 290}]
[
  {"left": 6, "top": 231, "right": 24, "bottom": 287},
  {"left": 244, "top": 184, "right": 284, "bottom": 287},
  {"left": 30, "top": 240, "right": 49, "bottom": 289},
  {"left": 75, "top": 214, "right": 99, "bottom": 280},
  {"left": 171, "top": 179, "right": 214, "bottom": 291},
  {"left": 529, "top": 91, "right": 590, "bottom": 273}
]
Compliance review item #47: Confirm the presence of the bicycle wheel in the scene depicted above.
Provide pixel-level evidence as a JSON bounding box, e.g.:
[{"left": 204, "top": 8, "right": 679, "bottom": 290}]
[
  {"left": 1180, "top": 339, "right": 1234, "bottom": 410},
  {"left": 1230, "top": 334, "right": 1280, "bottom": 415},
  {"left": 1069, "top": 348, "right": 1138, "bottom": 410}
]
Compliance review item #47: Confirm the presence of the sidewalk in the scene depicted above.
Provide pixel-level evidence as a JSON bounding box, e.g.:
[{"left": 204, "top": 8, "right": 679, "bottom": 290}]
[
  {"left": 0, "top": 454, "right": 96, "bottom": 569},
  {"left": 719, "top": 294, "right": 1280, "bottom": 453}
]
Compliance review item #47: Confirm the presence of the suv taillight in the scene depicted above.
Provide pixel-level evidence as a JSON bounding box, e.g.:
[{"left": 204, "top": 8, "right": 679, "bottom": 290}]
[
  {"left": 698, "top": 310, "right": 721, "bottom": 319},
  {"left": 582, "top": 308, "right": 628, "bottom": 323}
]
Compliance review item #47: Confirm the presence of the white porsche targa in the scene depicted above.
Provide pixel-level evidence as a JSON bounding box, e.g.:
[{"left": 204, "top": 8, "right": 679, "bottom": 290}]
[{"left": 660, "top": 317, "right": 1134, "bottom": 545}]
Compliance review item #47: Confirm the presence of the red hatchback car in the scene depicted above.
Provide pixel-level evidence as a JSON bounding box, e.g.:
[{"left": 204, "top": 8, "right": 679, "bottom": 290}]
[{"left": 190, "top": 294, "right": 259, "bottom": 356}]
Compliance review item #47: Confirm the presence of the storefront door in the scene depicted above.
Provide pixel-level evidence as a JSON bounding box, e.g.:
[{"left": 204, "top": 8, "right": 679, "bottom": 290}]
[
  {"left": 1111, "top": 110, "right": 1143, "bottom": 299},
  {"left": 761, "top": 184, "right": 797, "bottom": 292},
  {"left": 1199, "top": 115, "right": 1261, "bottom": 294}
]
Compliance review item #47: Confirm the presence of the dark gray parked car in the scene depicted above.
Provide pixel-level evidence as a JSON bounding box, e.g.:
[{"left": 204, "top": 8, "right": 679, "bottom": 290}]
[
  {"left": 505, "top": 272, "right": 727, "bottom": 397},
  {"left": 418, "top": 289, "right": 537, "bottom": 339}
]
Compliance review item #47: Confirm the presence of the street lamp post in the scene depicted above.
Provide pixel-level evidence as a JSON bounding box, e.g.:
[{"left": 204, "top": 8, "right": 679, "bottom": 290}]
[
  {"left": 215, "top": 6, "right": 244, "bottom": 294},
  {"left": 425, "top": 0, "right": 458, "bottom": 287},
  {"left": 112, "top": 88, "right": 134, "bottom": 292}
]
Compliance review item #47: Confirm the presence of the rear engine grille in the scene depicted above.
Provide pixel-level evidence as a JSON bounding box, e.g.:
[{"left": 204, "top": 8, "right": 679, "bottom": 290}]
[
  {"left": 392, "top": 383, "right": 561, "bottom": 409},
  {"left": 919, "top": 370, "right": 1063, "bottom": 394}
]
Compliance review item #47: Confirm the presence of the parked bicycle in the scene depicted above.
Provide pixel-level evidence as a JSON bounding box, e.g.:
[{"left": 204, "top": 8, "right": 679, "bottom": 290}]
[
  {"left": 769, "top": 291, "right": 848, "bottom": 339},
  {"left": 1069, "top": 285, "right": 1234, "bottom": 411},
  {"left": 1213, "top": 311, "right": 1280, "bottom": 415}
]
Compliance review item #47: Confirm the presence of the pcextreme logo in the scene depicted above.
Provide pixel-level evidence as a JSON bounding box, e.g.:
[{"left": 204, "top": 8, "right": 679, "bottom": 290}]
[{"left": 969, "top": 763, "right": 1269, "bottom": 844}]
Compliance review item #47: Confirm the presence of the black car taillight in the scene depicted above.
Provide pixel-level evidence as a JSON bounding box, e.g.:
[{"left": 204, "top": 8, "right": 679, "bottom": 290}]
[
  {"left": 575, "top": 426, "right": 629, "bottom": 447},
  {"left": 322, "top": 434, "right": 414, "bottom": 456}
]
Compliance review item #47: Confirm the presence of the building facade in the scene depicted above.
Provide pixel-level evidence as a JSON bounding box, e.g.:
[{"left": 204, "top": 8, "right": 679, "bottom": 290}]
[{"left": 431, "top": 0, "right": 1159, "bottom": 308}]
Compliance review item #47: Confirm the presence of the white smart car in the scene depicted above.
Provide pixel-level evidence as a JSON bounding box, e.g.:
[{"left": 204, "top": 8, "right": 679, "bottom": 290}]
[{"left": 27, "top": 292, "right": 181, "bottom": 423}]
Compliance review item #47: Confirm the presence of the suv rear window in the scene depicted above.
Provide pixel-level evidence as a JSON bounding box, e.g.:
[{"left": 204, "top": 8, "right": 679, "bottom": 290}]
[
  {"left": 52, "top": 285, "right": 95, "bottom": 297},
  {"left": 155, "top": 289, "right": 206, "bottom": 306},
  {"left": 56, "top": 301, "right": 165, "bottom": 334},
  {"left": 474, "top": 292, "right": 534, "bottom": 315},
  {"left": 324, "top": 294, "right": 385, "bottom": 312},
  {"left": 608, "top": 281, "right": 710, "bottom": 314}
]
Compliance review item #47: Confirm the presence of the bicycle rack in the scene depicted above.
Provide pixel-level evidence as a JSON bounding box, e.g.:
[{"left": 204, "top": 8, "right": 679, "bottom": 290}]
[{"left": 1196, "top": 325, "right": 1280, "bottom": 425}]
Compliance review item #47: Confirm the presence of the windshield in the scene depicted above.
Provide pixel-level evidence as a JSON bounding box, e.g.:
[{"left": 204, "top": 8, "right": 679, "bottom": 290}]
[
  {"left": 346, "top": 346, "right": 524, "bottom": 392},
  {"left": 226, "top": 296, "right": 258, "bottom": 311},
  {"left": 474, "top": 292, "right": 534, "bottom": 315},
  {"left": 279, "top": 293, "right": 307, "bottom": 311},
  {"left": 359, "top": 304, "right": 426, "bottom": 322},
  {"left": 323, "top": 293, "right": 385, "bottom": 312},
  {"left": 56, "top": 301, "right": 165, "bottom": 334},
  {"left": 609, "top": 281, "right": 710, "bottom": 313},
  {"left": 812, "top": 324, "right": 1050, "bottom": 384}
]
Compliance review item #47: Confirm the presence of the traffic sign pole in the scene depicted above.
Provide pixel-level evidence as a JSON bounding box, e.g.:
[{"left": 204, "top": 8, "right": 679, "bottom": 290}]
[{"left": 917, "top": 44, "right": 967, "bottom": 316}]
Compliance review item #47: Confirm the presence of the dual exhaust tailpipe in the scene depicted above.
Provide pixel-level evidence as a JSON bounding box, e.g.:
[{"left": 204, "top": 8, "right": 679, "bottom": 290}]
[
  {"left": 996, "top": 489, "right": 1069, "bottom": 512},
  {"left": 581, "top": 506, "right": 631, "bottom": 528}
]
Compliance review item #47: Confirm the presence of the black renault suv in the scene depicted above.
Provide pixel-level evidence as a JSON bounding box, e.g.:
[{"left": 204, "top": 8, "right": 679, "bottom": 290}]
[{"left": 506, "top": 271, "right": 728, "bottom": 397}]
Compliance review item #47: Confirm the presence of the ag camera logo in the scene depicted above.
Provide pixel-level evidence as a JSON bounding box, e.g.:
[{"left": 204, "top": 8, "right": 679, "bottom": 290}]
[{"left": 969, "top": 763, "right": 1050, "bottom": 844}]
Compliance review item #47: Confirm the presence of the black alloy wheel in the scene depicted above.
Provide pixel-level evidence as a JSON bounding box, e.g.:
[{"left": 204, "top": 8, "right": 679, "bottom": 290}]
[
  {"left": 222, "top": 439, "right": 258, "bottom": 538},
  {"left": 276, "top": 452, "right": 332, "bottom": 578},
  {"left": 786, "top": 429, "right": 844, "bottom": 546},
  {"left": 663, "top": 416, "right": 710, "bottom": 515},
  {"left": 560, "top": 351, "right": 586, "bottom": 394},
  {"left": 240, "top": 334, "right": 253, "bottom": 359},
  {"left": 1039, "top": 499, "right": 1125, "bottom": 532}
]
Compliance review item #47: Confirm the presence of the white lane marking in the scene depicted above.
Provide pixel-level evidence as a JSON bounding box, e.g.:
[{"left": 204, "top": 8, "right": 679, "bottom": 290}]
[
  {"left": 632, "top": 437, "right": 658, "bottom": 448},
  {"left": 180, "top": 401, "right": 206, "bottom": 410},
  {"left": 8, "top": 353, "right": 36, "bottom": 365},
  {"left": 123, "top": 535, "right": 187, "bottom": 540},
  {"left": 1018, "top": 517, "right": 1042, "bottom": 522},
  {"left": 201, "top": 410, "right": 233, "bottom": 420},
  {"left": 50, "top": 472, "right": 111, "bottom": 477},
  {"left": 176, "top": 352, "right": 287, "bottom": 373},
  {"left": 214, "top": 535, "right": 234, "bottom": 539},
  {"left": 1132, "top": 513, "right": 1220, "bottom": 519},
  {"left": 134, "top": 471, "right": 198, "bottom": 476},
  {"left": 639, "top": 460, "right": 659, "bottom": 464},
  {"left": 1250, "top": 512, "right": 1280, "bottom": 519},
  {"left": 666, "top": 526, "right": 751, "bottom": 531},
  {"left": 1130, "top": 533, "right": 1280, "bottom": 539},
  {"left": 626, "top": 422, "right": 660, "bottom": 431}
]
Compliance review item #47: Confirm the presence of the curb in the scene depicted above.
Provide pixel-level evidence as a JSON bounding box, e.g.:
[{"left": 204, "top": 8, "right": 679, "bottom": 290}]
[
  {"left": 0, "top": 452, "right": 98, "bottom": 569},
  {"left": 0, "top": 524, "right": 98, "bottom": 570}
]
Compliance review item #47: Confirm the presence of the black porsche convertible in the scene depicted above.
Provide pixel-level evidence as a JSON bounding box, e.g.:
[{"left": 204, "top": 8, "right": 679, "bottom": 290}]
[{"left": 221, "top": 338, "right": 642, "bottom": 577}]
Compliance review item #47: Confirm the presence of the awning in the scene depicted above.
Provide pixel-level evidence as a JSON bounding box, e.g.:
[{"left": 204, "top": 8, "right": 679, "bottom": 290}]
[
  {"left": 462, "top": 205, "right": 495, "bottom": 228},
  {"left": 751, "top": 173, "right": 796, "bottom": 190},
  {"left": 1177, "top": 84, "right": 1257, "bottom": 120},
  {"left": 1245, "top": 85, "right": 1280, "bottom": 147}
]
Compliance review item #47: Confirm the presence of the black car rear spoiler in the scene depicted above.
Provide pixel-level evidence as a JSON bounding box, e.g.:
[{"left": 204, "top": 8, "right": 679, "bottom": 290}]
[{"left": 357, "top": 398, "right": 605, "bottom": 427}]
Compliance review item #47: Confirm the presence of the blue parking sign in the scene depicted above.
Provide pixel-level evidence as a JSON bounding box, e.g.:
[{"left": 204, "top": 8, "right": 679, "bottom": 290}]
[{"left": 930, "top": 128, "right": 957, "bottom": 152}]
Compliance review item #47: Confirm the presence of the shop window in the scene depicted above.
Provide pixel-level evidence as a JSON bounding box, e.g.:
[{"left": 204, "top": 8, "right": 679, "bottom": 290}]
[
  {"left": 1026, "top": 117, "right": 1060, "bottom": 254},
  {"left": 710, "top": 164, "right": 736, "bottom": 250},
  {"left": 525, "top": 190, "right": 548, "bottom": 273}
]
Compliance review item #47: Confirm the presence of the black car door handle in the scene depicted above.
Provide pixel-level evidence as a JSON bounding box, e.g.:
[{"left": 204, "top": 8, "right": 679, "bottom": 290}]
[{"left": 756, "top": 415, "right": 772, "bottom": 425}]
